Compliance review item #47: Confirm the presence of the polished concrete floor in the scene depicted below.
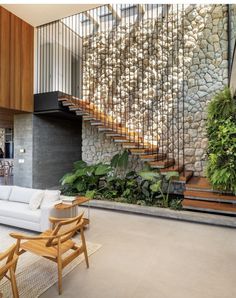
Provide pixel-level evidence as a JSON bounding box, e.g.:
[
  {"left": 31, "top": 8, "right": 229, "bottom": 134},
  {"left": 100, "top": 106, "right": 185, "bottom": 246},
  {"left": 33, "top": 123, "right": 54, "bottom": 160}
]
[{"left": 42, "top": 207, "right": 236, "bottom": 298}]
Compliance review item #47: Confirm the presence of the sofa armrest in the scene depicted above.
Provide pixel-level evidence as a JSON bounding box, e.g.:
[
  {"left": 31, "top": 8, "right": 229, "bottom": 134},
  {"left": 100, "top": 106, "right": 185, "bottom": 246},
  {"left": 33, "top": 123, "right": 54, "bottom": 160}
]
[{"left": 40, "top": 200, "right": 61, "bottom": 231}]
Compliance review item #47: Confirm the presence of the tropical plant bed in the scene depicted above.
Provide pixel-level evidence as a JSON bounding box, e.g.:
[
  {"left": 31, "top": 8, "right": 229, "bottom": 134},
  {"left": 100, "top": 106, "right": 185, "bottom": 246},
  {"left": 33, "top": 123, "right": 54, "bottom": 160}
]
[{"left": 60, "top": 151, "right": 183, "bottom": 210}]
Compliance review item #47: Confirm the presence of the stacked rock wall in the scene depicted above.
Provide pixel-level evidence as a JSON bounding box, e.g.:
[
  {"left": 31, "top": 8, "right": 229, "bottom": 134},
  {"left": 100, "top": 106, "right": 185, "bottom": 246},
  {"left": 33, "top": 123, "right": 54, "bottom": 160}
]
[
  {"left": 82, "top": 4, "right": 228, "bottom": 176},
  {"left": 82, "top": 121, "right": 143, "bottom": 171}
]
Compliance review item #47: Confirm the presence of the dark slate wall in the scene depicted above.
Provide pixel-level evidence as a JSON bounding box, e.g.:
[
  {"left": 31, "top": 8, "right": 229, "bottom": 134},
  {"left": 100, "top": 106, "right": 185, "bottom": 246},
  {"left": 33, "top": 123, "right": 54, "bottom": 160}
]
[
  {"left": 14, "top": 114, "right": 33, "bottom": 187},
  {"left": 32, "top": 114, "right": 82, "bottom": 189}
]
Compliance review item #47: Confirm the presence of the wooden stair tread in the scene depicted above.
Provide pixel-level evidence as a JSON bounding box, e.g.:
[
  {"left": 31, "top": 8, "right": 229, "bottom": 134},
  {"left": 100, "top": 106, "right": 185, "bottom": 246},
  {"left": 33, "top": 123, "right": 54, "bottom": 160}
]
[
  {"left": 74, "top": 110, "right": 89, "bottom": 115},
  {"left": 97, "top": 125, "right": 141, "bottom": 138},
  {"left": 184, "top": 190, "right": 236, "bottom": 202},
  {"left": 90, "top": 121, "right": 103, "bottom": 125},
  {"left": 160, "top": 164, "right": 183, "bottom": 173},
  {"left": 182, "top": 199, "right": 236, "bottom": 214},
  {"left": 98, "top": 127, "right": 113, "bottom": 131},
  {"left": 149, "top": 159, "right": 175, "bottom": 169},
  {"left": 91, "top": 120, "right": 120, "bottom": 126},
  {"left": 122, "top": 142, "right": 144, "bottom": 147},
  {"left": 140, "top": 153, "right": 166, "bottom": 161},
  {"left": 186, "top": 177, "right": 212, "bottom": 190},
  {"left": 105, "top": 133, "right": 123, "bottom": 137},
  {"left": 129, "top": 148, "right": 159, "bottom": 155},
  {"left": 112, "top": 136, "right": 144, "bottom": 143},
  {"left": 83, "top": 116, "right": 96, "bottom": 120}
]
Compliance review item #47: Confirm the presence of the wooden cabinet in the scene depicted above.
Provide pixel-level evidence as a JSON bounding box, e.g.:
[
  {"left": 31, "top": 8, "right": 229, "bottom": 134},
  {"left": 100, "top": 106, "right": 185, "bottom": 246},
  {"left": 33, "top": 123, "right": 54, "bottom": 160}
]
[{"left": 0, "top": 6, "right": 34, "bottom": 112}]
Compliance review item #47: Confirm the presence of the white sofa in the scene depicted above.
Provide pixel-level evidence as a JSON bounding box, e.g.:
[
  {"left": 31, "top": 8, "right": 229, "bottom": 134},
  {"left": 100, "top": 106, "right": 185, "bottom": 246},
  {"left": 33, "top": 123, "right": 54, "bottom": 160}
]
[{"left": 0, "top": 185, "right": 63, "bottom": 232}]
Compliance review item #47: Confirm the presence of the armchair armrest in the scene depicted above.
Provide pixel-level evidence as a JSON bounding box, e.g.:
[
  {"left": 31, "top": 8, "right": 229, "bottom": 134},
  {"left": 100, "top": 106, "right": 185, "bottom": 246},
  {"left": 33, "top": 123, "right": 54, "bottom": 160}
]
[
  {"left": 49, "top": 216, "right": 70, "bottom": 229},
  {"left": 49, "top": 212, "right": 84, "bottom": 229},
  {"left": 10, "top": 220, "right": 85, "bottom": 242},
  {"left": 49, "top": 216, "right": 71, "bottom": 224},
  {"left": 10, "top": 233, "right": 56, "bottom": 241},
  {"left": 0, "top": 244, "right": 15, "bottom": 261}
]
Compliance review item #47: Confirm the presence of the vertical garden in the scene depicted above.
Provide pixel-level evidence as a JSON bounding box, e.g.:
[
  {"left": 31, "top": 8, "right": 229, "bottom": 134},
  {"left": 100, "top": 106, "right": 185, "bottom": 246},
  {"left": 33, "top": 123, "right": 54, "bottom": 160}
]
[{"left": 207, "top": 87, "right": 236, "bottom": 193}]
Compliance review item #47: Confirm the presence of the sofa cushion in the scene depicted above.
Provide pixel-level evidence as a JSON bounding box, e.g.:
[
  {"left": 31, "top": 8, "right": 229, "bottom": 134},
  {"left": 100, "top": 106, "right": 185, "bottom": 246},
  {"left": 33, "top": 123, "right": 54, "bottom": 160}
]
[
  {"left": 0, "top": 186, "right": 12, "bottom": 200},
  {"left": 41, "top": 190, "right": 61, "bottom": 208},
  {"left": 9, "top": 186, "right": 42, "bottom": 204},
  {"left": 0, "top": 201, "right": 41, "bottom": 223},
  {"left": 29, "top": 191, "right": 45, "bottom": 210}
]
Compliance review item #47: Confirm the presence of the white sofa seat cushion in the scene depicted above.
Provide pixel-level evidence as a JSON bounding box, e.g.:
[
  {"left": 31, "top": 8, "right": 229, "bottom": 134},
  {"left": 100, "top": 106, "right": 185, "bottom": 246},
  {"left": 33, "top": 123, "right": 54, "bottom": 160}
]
[
  {"left": 0, "top": 201, "right": 41, "bottom": 223},
  {"left": 0, "top": 186, "right": 12, "bottom": 200},
  {"left": 9, "top": 186, "right": 42, "bottom": 204}
]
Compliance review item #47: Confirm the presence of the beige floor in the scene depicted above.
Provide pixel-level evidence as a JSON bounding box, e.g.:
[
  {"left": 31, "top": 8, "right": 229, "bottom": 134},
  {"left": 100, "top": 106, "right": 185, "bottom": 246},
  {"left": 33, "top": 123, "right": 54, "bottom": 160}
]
[{"left": 42, "top": 207, "right": 236, "bottom": 298}]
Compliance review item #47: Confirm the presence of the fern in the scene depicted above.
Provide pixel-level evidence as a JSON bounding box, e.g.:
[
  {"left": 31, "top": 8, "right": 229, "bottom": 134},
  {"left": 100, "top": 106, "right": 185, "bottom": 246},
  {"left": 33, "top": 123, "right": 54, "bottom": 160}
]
[{"left": 207, "top": 86, "right": 236, "bottom": 121}]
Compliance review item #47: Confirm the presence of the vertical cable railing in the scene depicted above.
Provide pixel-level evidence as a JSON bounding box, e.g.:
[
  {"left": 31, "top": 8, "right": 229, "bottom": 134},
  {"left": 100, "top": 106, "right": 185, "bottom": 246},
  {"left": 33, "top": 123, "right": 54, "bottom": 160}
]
[
  {"left": 182, "top": 5, "right": 185, "bottom": 175},
  {"left": 36, "top": 4, "right": 188, "bottom": 171}
]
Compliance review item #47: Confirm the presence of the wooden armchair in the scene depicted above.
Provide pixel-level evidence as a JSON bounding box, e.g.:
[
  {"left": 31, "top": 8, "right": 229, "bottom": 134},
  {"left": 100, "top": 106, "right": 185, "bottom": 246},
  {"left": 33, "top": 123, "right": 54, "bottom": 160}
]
[
  {"left": 0, "top": 244, "right": 19, "bottom": 298},
  {"left": 10, "top": 213, "right": 89, "bottom": 295}
]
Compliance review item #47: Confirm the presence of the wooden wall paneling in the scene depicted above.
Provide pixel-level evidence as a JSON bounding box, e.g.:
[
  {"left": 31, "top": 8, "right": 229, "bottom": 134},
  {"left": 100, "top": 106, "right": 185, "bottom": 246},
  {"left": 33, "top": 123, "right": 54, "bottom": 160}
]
[
  {"left": 0, "top": 6, "right": 34, "bottom": 112},
  {"left": 21, "top": 21, "right": 33, "bottom": 112},
  {"left": 10, "top": 13, "right": 22, "bottom": 110},
  {"left": 0, "top": 7, "right": 10, "bottom": 108}
]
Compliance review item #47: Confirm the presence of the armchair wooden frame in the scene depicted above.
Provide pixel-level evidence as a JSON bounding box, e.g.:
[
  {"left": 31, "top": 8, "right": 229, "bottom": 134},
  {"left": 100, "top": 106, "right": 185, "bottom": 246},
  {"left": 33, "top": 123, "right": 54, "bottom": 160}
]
[
  {"left": 0, "top": 244, "right": 19, "bottom": 298},
  {"left": 10, "top": 213, "right": 89, "bottom": 295}
]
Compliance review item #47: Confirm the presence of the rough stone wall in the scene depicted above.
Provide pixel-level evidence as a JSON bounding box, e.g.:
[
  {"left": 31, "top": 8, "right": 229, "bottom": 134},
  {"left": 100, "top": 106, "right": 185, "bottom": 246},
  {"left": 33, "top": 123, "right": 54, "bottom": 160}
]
[
  {"left": 82, "top": 121, "right": 122, "bottom": 164},
  {"left": 82, "top": 4, "right": 228, "bottom": 176},
  {"left": 82, "top": 121, "right": 143, "bottom": 171},
  {"left": 184, "top": 5, "right": 228, "bottom": 175},
  {"left": 0, "top": 129, "right": 4, "bottom": 153}
]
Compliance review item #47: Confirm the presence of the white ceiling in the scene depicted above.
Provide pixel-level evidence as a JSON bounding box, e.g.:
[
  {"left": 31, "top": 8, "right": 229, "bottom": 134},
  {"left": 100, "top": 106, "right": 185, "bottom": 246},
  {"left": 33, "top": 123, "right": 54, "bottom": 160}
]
[{"left": 1, "top": 4, "right": 100, "bottom": 27}]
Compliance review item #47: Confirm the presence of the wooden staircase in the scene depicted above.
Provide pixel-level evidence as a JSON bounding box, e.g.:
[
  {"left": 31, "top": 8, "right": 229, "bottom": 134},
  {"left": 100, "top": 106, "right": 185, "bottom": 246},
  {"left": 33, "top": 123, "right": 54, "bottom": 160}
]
[
  {"left": 183, "top": 177, "right": 236, "bottom": 215},
  {"left": 58, "top": 94, "right": 193, "bottom": 182},
  {"left": 58, "top": 94, "right": 236, "bottom": 216}
]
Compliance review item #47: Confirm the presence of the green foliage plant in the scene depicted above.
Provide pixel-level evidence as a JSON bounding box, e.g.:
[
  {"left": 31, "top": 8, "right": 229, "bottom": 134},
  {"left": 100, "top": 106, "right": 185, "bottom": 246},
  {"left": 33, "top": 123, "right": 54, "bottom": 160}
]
[
  {"left": 60, "top": 160, "right": 111, "bottom": 195},
  {"left": 138, "top": 170, "right": 179, "bottom": 207},
  {"left": 206, "top": 87, "right": 236, "bottom": 193},
  {"left": 110, "top": 150, "right": 129, "bottom": 177},
  {"left": 60, "top": 154, "right": 181, "bottom": 209}
]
